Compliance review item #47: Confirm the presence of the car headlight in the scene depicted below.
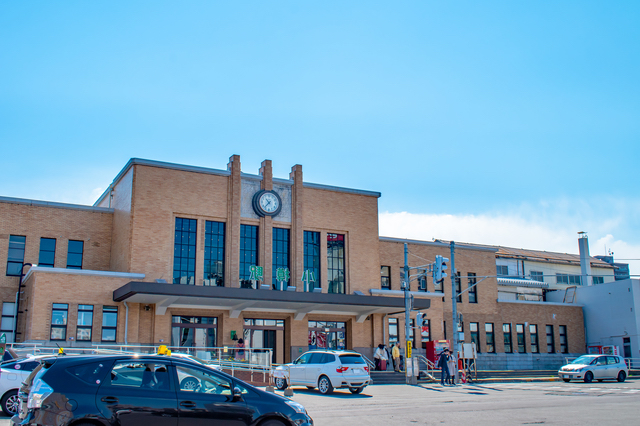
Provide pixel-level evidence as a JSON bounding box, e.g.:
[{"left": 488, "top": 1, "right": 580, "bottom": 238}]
[
  {"left": 285, "top": 400, "right": 307, "bottom": 414},
  {"left": 27, "top": 379, "right": 53, "bottom": 409}
]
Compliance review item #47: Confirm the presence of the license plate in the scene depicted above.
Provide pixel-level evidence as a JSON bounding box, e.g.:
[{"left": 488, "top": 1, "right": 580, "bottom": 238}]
[{"left": 353, "top": 369, "right": 363, "bottom": 374}]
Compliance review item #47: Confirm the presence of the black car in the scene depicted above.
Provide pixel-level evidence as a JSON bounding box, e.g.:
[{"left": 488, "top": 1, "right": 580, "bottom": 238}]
[{"left": 12, "top": 353, "right": 313, "bottom": 426}]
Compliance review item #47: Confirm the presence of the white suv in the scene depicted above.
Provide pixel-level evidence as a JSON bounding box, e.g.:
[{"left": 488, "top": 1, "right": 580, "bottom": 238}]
[
  {"left": 0, "top": 357, "right": 41, "bottom": 416},
  {"left": 558, "top": 354, "right": 628, "bottom": 383},
  {"left": 273, "top": 350, "right": 370, "bottom": 394}
]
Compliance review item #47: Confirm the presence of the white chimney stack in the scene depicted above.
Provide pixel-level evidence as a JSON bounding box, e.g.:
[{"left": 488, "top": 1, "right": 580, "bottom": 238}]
[{"left": 578, "top": 231, "right": 592, "bottom": 286}]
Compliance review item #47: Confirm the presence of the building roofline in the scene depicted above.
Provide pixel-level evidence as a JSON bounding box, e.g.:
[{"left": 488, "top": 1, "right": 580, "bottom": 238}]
[
  {"left": 95, "top": 158, "right": 380, "bottom": 206},
  {"left": 23, "top": 266, "right": 145, "bottom": 283},
  {"left": 379, "top": 237, "right": 498, "bottom": 253},
  {"left": 0, "top": 196, "right": 114, "bottom": 214}
]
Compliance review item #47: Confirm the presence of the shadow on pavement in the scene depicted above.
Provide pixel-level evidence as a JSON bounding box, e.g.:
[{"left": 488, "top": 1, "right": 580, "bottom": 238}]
[{"left": 285, "top": 388, "right": 373, "bottom": 399}]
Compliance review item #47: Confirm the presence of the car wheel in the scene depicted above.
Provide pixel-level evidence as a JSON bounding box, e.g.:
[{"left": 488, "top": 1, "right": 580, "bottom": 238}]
[
  {"left": 275, "top": 377, "right": 287, "bottom": 390},
  {"left": 349, "top": 387, "right": 364, "bottom": 394},
  {"left": 584, "top": 371, "right": 593, "bottom": 383},
  {"left": 617, "top": 371, "right": 626, "bottom": 382},
  {"left": 180, "top": 377, "right": 200, "bottom": 391},
  {"left": 1, "top": 390, "right": 19, "bottom": 416},
  {"left": 562, "top": 379, "right": 570, "bottom": 383},
  {"left": 318, "top": 375, "right": 334, "bottom": 395}
]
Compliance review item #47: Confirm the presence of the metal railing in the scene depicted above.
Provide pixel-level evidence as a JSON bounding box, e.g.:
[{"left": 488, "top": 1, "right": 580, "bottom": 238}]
[{"left": 415, "top": 355, "right": 436, "bottom": 381}]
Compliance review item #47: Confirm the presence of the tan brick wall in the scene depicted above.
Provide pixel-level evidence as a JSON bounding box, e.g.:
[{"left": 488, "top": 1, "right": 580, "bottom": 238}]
[{"left": 106, "top": 167, "right": 134, "bottom": 272}]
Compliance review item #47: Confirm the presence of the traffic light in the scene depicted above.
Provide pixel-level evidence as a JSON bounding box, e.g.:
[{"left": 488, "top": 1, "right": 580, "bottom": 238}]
[{"left": 435, "top": 255, "right": 449, "bottom": 283}]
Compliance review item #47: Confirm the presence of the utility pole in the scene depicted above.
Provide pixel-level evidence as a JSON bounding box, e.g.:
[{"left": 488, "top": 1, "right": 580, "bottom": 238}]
[
  {"left": 403, "top": 243, "right": 415, "bottom": 384},
  {"left": 450, "top": 241, "right": 458, "bottom": 383}
]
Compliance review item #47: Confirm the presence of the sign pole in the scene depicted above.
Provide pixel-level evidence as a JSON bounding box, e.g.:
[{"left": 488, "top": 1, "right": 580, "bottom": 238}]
[
  {"left": 450, "top": 241, "right": 458, "bottom": 384},
  {"left": 403, "top": 243, "right": 416, "bottom": 384}
]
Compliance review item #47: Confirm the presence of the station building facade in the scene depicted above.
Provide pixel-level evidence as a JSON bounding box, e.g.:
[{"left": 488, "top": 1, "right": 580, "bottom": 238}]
[{"left": 0, "top": 157, "right": 584, "bottom": 367}]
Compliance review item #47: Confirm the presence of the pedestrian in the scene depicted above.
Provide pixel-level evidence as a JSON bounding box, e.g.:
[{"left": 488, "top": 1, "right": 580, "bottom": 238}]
[
  {"left": 374, "top": 344, "right": 388, "bottom": 371},
  {"left": 438, "top": 348, "right": 450, "bottom": 386},
  {"left": 392, "top": 344, "right": 401, "bottom": 372},
  {"left": 447, "top": 353, "right": 456, "bottom": 385},
  {"left": 235, "top": 338, "right": 245, "bottom": 361}
]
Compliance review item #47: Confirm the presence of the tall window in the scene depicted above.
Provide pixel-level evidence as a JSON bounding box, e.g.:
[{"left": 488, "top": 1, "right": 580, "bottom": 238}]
[
  {"left": 468, "top": 272, "right": 477, "bottom": 303},
  {"left": 503, "top": 324, "right": 512, "bottom": 353},
  {"left": 516, "top": 324, "right": 525, "bottom": 353},
  {"left": 470, "top": 322, "right": 480, "bottom": 352},
  {"left": 239, "top": 224, "right": 258, "bottom": 289},
  {"left": 102, "top": 306, "right": 118, "bottom": 342},
  {"left": 380, "top": 266, "right": 391, "bottom": 289},
  {"left": 327, "top": 233, "right": 345, "bottom": 294},
  {"left": 455, "top": 272, "right": 462, "bottom": 302},
  {"left": 173, "top": 218, "right": 196, "bottom": 284},
  {"left": 559, "top": 325, "right": 568, "bottom": 353},
  {"left": 76, "top": 305, "right": 94, "bottom": 341},
  {"left": 303, "top": 231, "right": 321, "bottom": 291},
  {"left": 530, "top": 271, "right": 544, "bottom": 283},
  {"left": 50, "top": 303, "right": 68, "bottom": 340},
  {"left": 38, "top": 238, "right": 56, "bottom": 268},
  {"left": 204, "top": 221, "right": 225, "bottom": 286},
  {"left": 496, "top": 265, "right": 508, "bottom": 276},
  {"left": 272, "top": 228, "right": 290, "bottom": 290},
  {"left": 546, "top": 325, "right": 555, "bottom": 353},
  {"left": 1, "top": 302, "right": 16, "bottom": 343},
  {"left": 6, "top": 235, "right": 26, "bottom": 276},
  {"left": 485, "top": 323, "right": 495, "bottom": 353},
  {"left": 66, "top": 240, "right": 84, "bottom": 269},
  {"left": 388, "top": 318, "right": 398, "bottom": 344},
  {"left": 530, "top": 324, "right": 539, "bottom": 353}
]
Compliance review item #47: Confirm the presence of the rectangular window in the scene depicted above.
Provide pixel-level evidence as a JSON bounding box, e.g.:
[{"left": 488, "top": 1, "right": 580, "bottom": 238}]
[
  {"left": 443, "top": 320, "right": 446, "bottom": 340},
  {"left": 546, "top": 325, "right": 555, "bottom": 353},
  {"left": 38, "top": 238, "right": 56, "bottom": 268},
  {"left": 50, "top": 303, "right": 69, "bottom": 340},
  {"left": 6, "top": 235, "right": 26, "bottom": 276},
  {"left": 66, "top": 240, "right": 84, "bottom": 269},
  {"left": 102, "top": 306, "right": 118, "bottom": 342},
  {"left": 172, "top": 316, "right": 217, "bottom": 348},
  {"left": 485, "top": 323, "right": 495, "bottom": 353},
  {"left": 556, "top": 273, "right": 581, "bottom": 285},
  {"left": 327, "top": 233, "right": 345, "bottom": 294},
  {"left": 455, "top": 272, "right": 462, "bottom": 302},
  {"left": 303, "top": 231, "right": 321, "bottom": 291},
  {"left": 559, "top": 325, "right": 568, "bottom": 353},
  {"left": 496, "top": 265, "right": 508, "bottom": 276},
  {"left": 592, "top": 276, "right": 604, "bottom": 284},
  {"left": 470, "top": 322, "right": 480, "bottom": 352},
  {"left": 204, "top": 221, "right": 225, "bottom": 286},
  {"left": 173, "top": 218, "right": 196, "bottom": 284},
  {"left": 516, "top": 324, "right": 525, "bottom": 353},
  {"left": 388, "top": 318, "right": 398, "bottom": 344},
  {"left": 76, "top": 304, "right": 93, "bottom": 341},
  {"left": 503, "top": 324, "right": 512, "bottom": 353},
  {"left": 468, "top": 272, "right": 477, "bottom": 303},
  {"left": 272, "top": 228, "right": 290, "bottom": 290},
  {"left": 530, "top": 324, "right": 539, "bottom": 353},
  {"left": 1, "top": 302, "right": 16, "bottom": 343},
  {"left": 380, "top": 266, "right": 391, "bottom": 289},
  {"left": 239, "top": 224, "right": 259, "bottom": 289},
  {"left": 530, "top": 271, "right": 544, "bottom": 282}
]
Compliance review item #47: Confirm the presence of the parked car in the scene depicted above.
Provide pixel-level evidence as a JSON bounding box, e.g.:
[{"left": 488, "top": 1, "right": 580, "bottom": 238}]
[
  {"left": 558, "top": 354, "right": 628, "bottom": 383},
  {"left": 0, "top": 357, "right": 42, "bottom": 416},
  {"left": 272, "top": 350, "right": 370, "bottom": 395},
  {"left": 12, "top": 353, "right": 312, "bottom": 426}
]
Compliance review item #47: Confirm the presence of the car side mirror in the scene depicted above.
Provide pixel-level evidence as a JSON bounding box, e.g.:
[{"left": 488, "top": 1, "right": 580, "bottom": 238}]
[{"left": 233, "top": 387, "right": 242, "bottom": 401}]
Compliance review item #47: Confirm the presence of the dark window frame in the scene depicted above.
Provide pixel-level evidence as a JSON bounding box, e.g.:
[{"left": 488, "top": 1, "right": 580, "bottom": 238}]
[
  {"left": 516, "top": 323, "right": 526, "bottom": 353},
  {"left": 204, "top": 221, "right": 225, "bottom": 287},
  {"left": 503, "top": 323, "right": 512, "bottom": 353},
  {"left": 559, "top": 325, "right": 568, "bottom": 353},
  {"left": 388, "top": 318, "right": 398, "bottom": 344},
  {"left": 239, "top": 224, "right": 259, "bottom": 289},
  {"left": 66, "top": 240, "right": 84, "bottom": 269},
  {"left": 496, "top": 265, "right": 509, "bottom": 276},
  {"left": 272, "top": 228, "right": 290, "bottom": 290},
  {"left": 50, "top": 303, "right": 69, "bottom": 341},
  {"left": 101, "top": 306, "right": 118, "bottom": 342},
  {"left": 6, "top": 235, "right": 26, "bottom": 277},
  {"left": 470, "top": 322, "right": 480, "bottom": 353},
  {"left": 76, "top": 304, "right": 94, "bottom": 341},
  {"left": 173, "top": 218, "right": 197, "bottom": 285},
  {"left": 303, "top": 231, "right": 321, "bottom": 291},
  {"left": 529, "top": 324, "right": 539, "bottom": 353},
  {"left": 485, "top": 323, "right": 495, "bottom": 353},
  {"left": 546, "top": 324, "right": 555, "bottom": 353},
  {"left": 327, "top": 233, "right": 345, "bottom": 294},
  {"left": 455, "top": 272, "right": 462, "bottom": 302},
  {"left": 468, "top": 272, "right": 477, "bottom": 303},
  {"left": 530, "top": 271, "right": 544, "bottom": 282},
  {"left": 38, "top": 237, "right": 56, "bottom": 268},
  {"left": 380, "top": 266, "right": 391, "bottom": 290}
]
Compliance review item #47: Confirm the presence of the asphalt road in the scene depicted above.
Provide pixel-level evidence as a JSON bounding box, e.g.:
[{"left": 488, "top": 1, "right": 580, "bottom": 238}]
[{"left": 1, "top": 380, "right": 638, "bottom": 426}]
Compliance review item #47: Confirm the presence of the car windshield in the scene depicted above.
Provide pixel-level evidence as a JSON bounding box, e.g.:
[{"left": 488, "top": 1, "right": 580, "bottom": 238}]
[{"left": 570, "top": 356, "right": 595, "bottom": 365}]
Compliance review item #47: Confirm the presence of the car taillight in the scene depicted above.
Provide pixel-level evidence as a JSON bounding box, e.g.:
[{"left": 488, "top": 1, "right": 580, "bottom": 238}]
[
  {"left": 336, "top": 366, "right": 348, "bottom": 373},
  {"left": 364, "top": 366, "right": 369, "bottom": 373},
  {"left": 27, "top": 378, "right": 53, "bottom": 409}
]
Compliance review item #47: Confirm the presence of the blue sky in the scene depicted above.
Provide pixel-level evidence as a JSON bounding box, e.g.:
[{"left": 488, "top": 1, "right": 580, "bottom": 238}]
[{"left": 1, "top": 1, "right": 638, "bottom": 273}]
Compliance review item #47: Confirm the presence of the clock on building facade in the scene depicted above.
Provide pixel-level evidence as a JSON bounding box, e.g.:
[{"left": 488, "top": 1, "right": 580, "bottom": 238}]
[{"left": 252, "top": 189, "right": 282, "bottom": 217}]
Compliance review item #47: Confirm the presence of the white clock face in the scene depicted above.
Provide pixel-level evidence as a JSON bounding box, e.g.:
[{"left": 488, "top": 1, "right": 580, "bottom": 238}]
[{"left": 259, "top": 192, "right": 279, "bottom": 213}]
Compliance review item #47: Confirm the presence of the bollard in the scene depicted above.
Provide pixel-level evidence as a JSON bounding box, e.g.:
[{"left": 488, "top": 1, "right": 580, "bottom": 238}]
[
  {"left": 265, "top": 386, "right": 275, "bottom": 393},
  {"left": 284, "top": 387, "right": 294, "bottom": 397}
]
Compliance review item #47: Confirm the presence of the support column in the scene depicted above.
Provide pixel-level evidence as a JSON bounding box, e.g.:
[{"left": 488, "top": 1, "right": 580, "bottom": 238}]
[
  {"left": 259, "top": 160, "right": 273, "bottom": 289},
  {"left": 290, "top": 165, "right": 304, "bottom": 291},
  {"left": 226, "top": 155, "right": 242, "bottom": 288}
]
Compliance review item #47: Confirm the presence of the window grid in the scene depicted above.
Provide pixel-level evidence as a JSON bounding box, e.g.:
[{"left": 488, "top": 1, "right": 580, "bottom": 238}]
[
  {"left": 303, "top": 231, "right": 321, "bottom": 291},
  {"left": 556, "top": 273, "right": 581, "bottom": 285},
  {"left": 530, "top": 324, "right": 539, "bottom": 353},
  {"left": 327, "top": 233, "right": 345, "bottom": 294},
  {"left": 496, "top": 265, "right": 508, "bottom": 276},
  {"left": 516, "top": 324, "right": 525, "bottom": 353},
  {"left": 38, "top": 238, "right": 56, "bottom": 268},
  {"left": 173, "top": 218, "right": 197, "bottom": 285},
  {"left": 592, "top": 276, "right": 604, "bottom": 284},
  {"left": 239, "top": 224, "right": 258, "bottom": 289},
  {"left": 1, "top": 302, "right": 16, "bottom": 343},
  {"left": 272, "top": 228, "right": 290, "bottom": 290},
  {"left": 388, "top": 318, "right": 398, "bottom": 344},
  {"left": 546, "top": 325, "right": 555, "bottom": 353},
  {"left": 380, "top": 266, "right": 391, "bottom": 289},
  {"left": 204, "top": 221, "right": 225, "bottom": 286},
  {"left": 50, "top": 303, "right": 69, "bottom": 341},
  {"left": 76, "top": 304, "right": 94, "bottom": 341},
  {"left": 485, "top": 323, "right": 495, "bottom": 353},
  {"left": 468, "top": 272, "right": 477, "bottom": 303},
  {"left": 470, "top": 322, "right": 480, "bottom": 353},
  {"left": 102, "top": 306, "right": 118, "bottom": 342},
  {"left": 530, "top": 271, "right": 544, "bottom": 282},
  {"left": 503, "top": 324, "right": 512, "bottom": 353},
  {"left": 6, "top": 235, "right": 26, "bottom": 277},
  {"left": 559, "top": 325, "right": 568, "bottom": 353},
  {"left": 66, "top": 240, "right": 84, "bottom": 269}
]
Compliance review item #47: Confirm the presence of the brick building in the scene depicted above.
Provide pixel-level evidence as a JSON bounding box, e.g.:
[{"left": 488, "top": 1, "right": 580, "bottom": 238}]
[{"left": 0, "top": 157, "right": 584, "bottom": 367}]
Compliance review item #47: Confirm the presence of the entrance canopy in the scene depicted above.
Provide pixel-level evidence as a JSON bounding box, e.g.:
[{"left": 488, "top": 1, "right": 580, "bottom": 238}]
[{"left": 114, "top": 282, "right": 430, "bottom": 323}]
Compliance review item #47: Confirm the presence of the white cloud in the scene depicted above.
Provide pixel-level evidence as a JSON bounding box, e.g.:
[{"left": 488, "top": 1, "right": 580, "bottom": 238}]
[{"left": 379, "top": 211, "right": 640, "bottom": 276}]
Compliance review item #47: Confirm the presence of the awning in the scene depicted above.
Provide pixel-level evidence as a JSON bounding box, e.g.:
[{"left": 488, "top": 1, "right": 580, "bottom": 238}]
[
  {"left": 114, "top": 282, "right": 430, "bottom": 323},
  {"left": 497, "top": 277, "right": 549, "bottom": 289}
]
